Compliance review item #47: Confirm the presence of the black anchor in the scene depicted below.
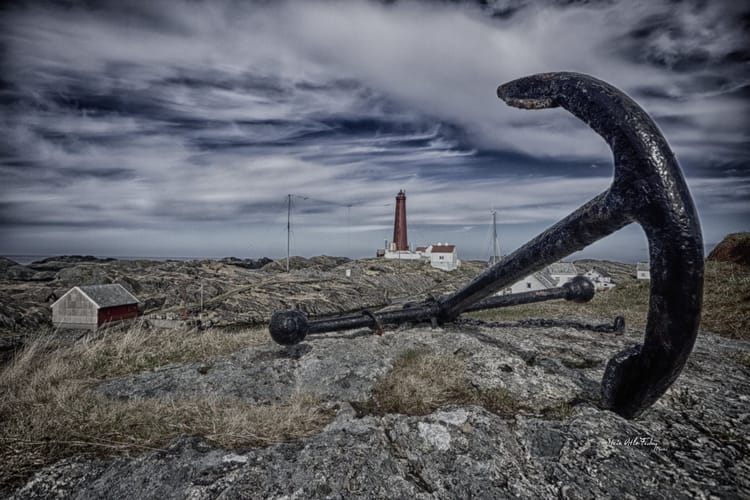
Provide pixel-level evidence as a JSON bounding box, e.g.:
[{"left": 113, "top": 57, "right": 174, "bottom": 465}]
[{"left": 270, "top": 72, "right": 704, "bottom": 419}]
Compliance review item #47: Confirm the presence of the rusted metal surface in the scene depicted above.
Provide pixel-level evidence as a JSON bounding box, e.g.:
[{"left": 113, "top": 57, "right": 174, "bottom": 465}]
[{"left": 270, "top": 72, "right": 704, "bottom": 419}]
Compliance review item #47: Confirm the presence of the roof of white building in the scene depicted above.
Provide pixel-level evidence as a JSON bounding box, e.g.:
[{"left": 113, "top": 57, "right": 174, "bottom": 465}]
[
  {"left": 52, "top": 283, "right": 139, "bottom": 309},
  {"left": 534, "top": 268, "right": 558, "bottom": 289},
  {"left": 547, "top": 262, "right": 578, "bottom": 275},
  {"left": 636, "top": 262, "right": 650, "bottom": 271},
  {"left": 430, "top": 244, "right": 456, "bottom": 253},
  {"left": 586, "top": 267, "right": 611, "bottom": 278}
]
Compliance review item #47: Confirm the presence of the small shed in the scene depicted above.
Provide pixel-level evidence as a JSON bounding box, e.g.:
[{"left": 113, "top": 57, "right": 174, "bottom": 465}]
[{"left": 51, "top": 284, "right": 139, "bottom": 329}]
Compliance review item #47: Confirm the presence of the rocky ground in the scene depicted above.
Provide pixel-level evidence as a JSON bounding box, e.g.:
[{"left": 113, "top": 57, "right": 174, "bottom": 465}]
[
  {"left": 9, "top": 321, "right": 749, "bottom": 499},
  {"left": 0, "top": 255, "right": 485, "bottom": 366},
  {"left": 0, "top": 255, "right": 485, "bottom": 334},
  {"left": 2, "top": 244, "right": 749, "bottom": 498}
]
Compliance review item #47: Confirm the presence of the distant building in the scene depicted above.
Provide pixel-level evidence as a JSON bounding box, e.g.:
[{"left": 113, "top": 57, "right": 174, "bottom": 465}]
[
  {"left": 422, "top": 243, "right": 461, "bottom": 271},
  {"left": 392, "top": 190, "right": 409, "bottom": 251},
  {"left": 502, "top": 267, "right": 558, "bottom": 294},
  {"left": 499, "top": 262, "right": 584, "bottom": 295},
  {"left": 383, "top": 189, "right": 422, "bottom": 261},
  {"left": 51, "top": 284, "right": 139, "bottom": 329},
  {"left": 584, "top": 268, "right": 616, "bottom": 291},
  {"left": 636, "top": 262, "right": 650, "bottom": 280},
  {"left": 547, "top": 262, "right": 579, "bottom": 286},
  {"left": 383, "top": 248, "right": 422, "bottom": 260},
  {"left": 383, "top": 242, "right": 461, "bottom": 270},
  {"left": 379, "top": 190, "right": 460, "bottom": 271}
]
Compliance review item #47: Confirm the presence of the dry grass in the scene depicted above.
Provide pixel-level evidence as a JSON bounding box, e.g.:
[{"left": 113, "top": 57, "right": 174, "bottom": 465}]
[
  {"left": 468, "top": 261, "right": 749, "bottom": 340},
  {"left": 701, "top": 262, "right": 750, "bottom": 340},
  {"left": 77, "top": 320, "right": 269, "bottom": 379},
  {"left": 371, "top": 349, "right": 518, "bottom": 417},
  {"left": 0, "top": 321, "right": 333, "bottom": 493},
  {"left": 540, "top": 402, "right": 574, "bottom": 420},
  {"left": 469, "top": 279, "right": 650, "bottom": 330}
]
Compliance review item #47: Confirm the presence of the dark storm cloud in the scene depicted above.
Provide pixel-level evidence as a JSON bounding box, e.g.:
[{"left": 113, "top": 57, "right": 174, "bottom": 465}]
[{"left": 0, "top": 0, "right": 747, "bottom": 259}]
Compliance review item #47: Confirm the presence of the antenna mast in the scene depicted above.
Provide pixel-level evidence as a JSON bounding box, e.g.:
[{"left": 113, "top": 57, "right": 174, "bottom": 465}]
[
  {"left": 286, "top": 194, "right": 291, "bottom": 272},
  {"left": 491, "top": 210, "right": 500, "bottom": 265}
]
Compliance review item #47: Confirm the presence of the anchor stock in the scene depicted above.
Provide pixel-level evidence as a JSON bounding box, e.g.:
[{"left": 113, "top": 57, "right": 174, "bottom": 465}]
[{"left": 269, "top": 275, "right": 596, "bottom": 345}]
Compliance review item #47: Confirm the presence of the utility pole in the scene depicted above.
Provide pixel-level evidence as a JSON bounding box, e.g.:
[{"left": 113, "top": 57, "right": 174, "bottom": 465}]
[
  {"left": 347, "top": 204, "right": 352, "bottom": 256},
  {"left": 286, "top": 194, "right": 291, "bottom": 273},
  {"left": 491, "top": 210, "right": 500, "bottom": 265}
]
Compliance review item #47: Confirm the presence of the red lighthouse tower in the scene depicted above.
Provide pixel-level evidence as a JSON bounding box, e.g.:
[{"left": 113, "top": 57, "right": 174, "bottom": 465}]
[{"left": 392, "top": 190, "right": 408, "bottom": 251}]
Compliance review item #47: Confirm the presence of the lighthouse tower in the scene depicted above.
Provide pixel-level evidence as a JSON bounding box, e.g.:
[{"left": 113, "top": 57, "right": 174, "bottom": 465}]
[{"left": 392, "top": 190, "right": 408, "bottom": 251}]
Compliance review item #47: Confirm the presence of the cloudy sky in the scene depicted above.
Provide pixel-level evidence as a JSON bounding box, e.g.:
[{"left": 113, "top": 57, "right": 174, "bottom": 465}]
[{"left": 1, "top": 0, "right": 748, "bottom": 262}]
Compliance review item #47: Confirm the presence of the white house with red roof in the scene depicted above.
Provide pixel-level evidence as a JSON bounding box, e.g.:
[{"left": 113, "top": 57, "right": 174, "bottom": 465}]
[{"left": 420, "top": 243, "right": 461, "bottom": 271}]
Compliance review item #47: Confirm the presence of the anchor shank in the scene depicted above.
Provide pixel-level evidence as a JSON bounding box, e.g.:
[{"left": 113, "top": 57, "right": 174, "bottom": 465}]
[{"left": 438, "top": 191, "right": 630, "bottom": 321}]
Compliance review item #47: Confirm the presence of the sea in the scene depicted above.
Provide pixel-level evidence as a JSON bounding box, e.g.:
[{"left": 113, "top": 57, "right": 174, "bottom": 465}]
[{"left": 3, "top": 255, "right": 220, "bottom": 266}]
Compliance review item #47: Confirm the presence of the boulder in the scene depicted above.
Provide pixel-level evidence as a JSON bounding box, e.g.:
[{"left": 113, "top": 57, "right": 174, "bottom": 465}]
[{"left": 707, "top": 232, "right": 750, "bottom": 266}]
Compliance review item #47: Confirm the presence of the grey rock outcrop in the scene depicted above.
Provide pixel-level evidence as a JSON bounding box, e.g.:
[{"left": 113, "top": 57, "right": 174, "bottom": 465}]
[
  {"left": 15, "top": 322, "right": 750, "bottom": 498},
  {"left": 0, "top": 257, "right": 54, "bottom": 282},
  {"left": 27, "top": 255, "right": 116, "bottom": 272},
  {"left": 217, "top": 257, "right": 273, "bottom": 269}
]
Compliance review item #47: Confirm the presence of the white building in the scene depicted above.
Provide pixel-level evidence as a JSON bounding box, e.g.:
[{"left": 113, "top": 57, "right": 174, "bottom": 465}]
[
  {"left": 383, "top": 242, "right": 461, "bottom": 271},
  {"left": 636, "top": 262, "right": 650, "bottom": 280},
  {"left": 501, "top": 267, "right": 558, "bottom": 294},
  {"left": 51, "top": 284, "right": 139, "bottom": 330},
  {"left": 584, "top": 268, "right": 616, "bottom": 291},
  {"left": 423, "top": 243, "right": 461, "bottom": 271},
  {"left": 383, "top": 249, "right": 422, "bottom": 260},
  {"left": 499, "top": 261, "right": 586, "bottom": 295},
  {"left": 547, "top": 262, "right": 579, "bottom": 286}
]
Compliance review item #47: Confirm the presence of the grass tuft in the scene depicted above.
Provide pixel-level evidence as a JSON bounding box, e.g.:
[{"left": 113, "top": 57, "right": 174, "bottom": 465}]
[
  {"left": 700, "top": 262, "right": 750, "bottom": 340},
  {"left": 371, "top": 349, "right": 519, "bottom": 417},
  {"left": 468, "top": 261, "right": 749, "bottom": 340}
]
